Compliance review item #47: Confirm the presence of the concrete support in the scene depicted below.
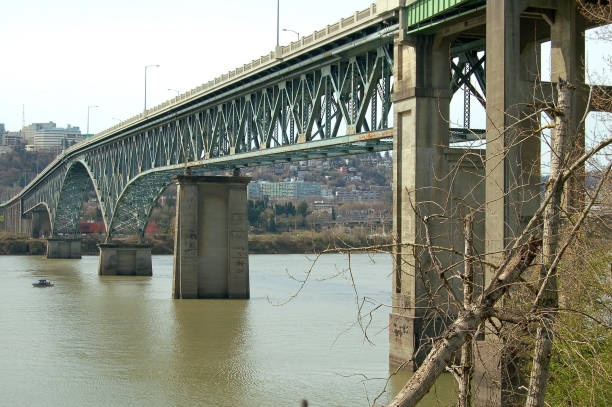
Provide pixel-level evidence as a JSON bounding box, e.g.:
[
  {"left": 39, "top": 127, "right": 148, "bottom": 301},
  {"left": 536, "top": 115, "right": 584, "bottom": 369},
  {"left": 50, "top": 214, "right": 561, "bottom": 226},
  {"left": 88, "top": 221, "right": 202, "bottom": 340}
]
[
  {"left": 478, "top": 1, "right": 542, "bottom": 405},
  {"left": 173, "top": 176, "right": 250, "bottom": 299},
  {"left": 47, "top": 238, "right": 82, "bottom": 259},
  {"left": 2, "top": 202, "right": 22, "bottom": 235},
  {"left": 390, "top": 34, "right": 462, "bottom": 370},
  {"left": 20, "top": 213, "right": 32, "bottom": 238},
  {"left": 98, "top": 243, "right": 152, "bottom": 276},
  {"left": 31, "top": 210, "right": 51, "bottom": 238},
  {"left": 551, "top": 1, "right": 587, "bottom": 211}
]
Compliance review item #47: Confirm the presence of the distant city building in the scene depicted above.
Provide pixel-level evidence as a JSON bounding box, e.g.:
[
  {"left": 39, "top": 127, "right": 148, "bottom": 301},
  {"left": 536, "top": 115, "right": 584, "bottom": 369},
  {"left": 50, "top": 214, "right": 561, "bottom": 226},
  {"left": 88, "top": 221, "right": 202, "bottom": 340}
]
[
  {"left": 22, "top": 122, "right": 83, "bottom": 153},
  {"left": 4, "top": 131, "right": 23, "bottom": 146},
  {"left": 0, "top": 123, "right": 5, "bottom": 145},
  {"left": 247, "top": 180, "right": 322, "bottom": 201},
  {"left": 312, "top": 201, "right": 334, "bottom": 215},
  {"left": 22, "top": 122, "right": 56, "bottom": 144},
  {"left": 335, "top": 188, "right": 380, "bottom": 202},
  {"left": 247, "top": 182, "right": 263, "bottom": 200},
  {"left": 321, "top": 187, "right": 334, "bottom": 200}
]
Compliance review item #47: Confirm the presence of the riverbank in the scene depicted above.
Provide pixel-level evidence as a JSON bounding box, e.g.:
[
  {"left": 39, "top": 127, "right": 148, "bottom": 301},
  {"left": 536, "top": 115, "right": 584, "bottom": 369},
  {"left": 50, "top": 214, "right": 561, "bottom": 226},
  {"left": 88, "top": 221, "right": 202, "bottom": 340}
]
[
  {"left": 0, "top": 231, "right": 391, "bottom": 255},
  {"left": 0, "top": 233, "right": 46, "bottom": 255}
]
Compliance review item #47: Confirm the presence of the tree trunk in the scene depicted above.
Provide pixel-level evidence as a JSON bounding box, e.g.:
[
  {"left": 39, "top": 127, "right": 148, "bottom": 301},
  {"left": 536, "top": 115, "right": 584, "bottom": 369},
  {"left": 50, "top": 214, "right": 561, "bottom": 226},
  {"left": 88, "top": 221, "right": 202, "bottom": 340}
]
[
  {"left": 457, "top": 214, "right": 474, "bottom": 407},
  {"left": 388, "top": 237, "right": 541, "bottom": 407},
  {"left": 525, "top": 80, "right": 572, "bottom": 407}
]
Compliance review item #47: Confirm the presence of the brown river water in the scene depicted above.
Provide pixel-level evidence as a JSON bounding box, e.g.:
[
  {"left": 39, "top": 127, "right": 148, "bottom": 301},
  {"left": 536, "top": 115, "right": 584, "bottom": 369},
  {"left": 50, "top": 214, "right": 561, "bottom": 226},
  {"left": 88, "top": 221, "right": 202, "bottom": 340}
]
[{"left": 0, "top": 254, "right": 456, "bottom": 406}]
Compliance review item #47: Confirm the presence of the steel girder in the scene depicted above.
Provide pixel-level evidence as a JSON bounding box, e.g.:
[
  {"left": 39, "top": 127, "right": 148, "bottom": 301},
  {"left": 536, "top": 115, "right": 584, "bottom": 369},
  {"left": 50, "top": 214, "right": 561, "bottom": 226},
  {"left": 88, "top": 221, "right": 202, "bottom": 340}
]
[
  {"left": 84, "top": 44, "right": 395, "bottom": 238},
  {"left": 3, "top": 33, "right": 487, "bottom": 240},
  {"left": 19, "top": 160, "right": 101, "bottom": 237},
  {"left": 21, "top": 165, "right": 67, "bottom": 234},
  {"left": 54, "top": 162, "right": 99, "bottom": 235}
]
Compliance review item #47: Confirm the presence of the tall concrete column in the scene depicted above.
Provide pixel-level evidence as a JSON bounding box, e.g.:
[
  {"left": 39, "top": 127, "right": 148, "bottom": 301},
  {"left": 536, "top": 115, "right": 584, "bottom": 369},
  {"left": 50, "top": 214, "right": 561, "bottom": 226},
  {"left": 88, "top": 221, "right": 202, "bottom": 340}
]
[
  {"left": 31, "top": 210, "right": 51, "bottom": 238},
  {"left": 551, "top": 1, "right": 587, "bottom": 211},
  {"left": 479, "top": 1, "right": 541, "bottom": 405},
  {"left": 390, "top": 34, "right": 455, "bottom": 370},
  {"left": 173, "top": 176, "right": 250, "bottom": 299},
  {"left": 20, "top": 213, "right": 32, "bottom": 238}
]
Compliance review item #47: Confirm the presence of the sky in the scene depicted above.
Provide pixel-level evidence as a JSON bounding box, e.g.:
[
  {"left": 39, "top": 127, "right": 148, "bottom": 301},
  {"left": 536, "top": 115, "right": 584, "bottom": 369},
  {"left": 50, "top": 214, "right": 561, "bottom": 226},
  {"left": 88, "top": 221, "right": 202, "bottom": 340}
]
[
  {"left": 1, "top": 1, "right": 610, "bottom": 141},
  {"left": 0, "top": 0, "right": 375, "bottom": 133}
]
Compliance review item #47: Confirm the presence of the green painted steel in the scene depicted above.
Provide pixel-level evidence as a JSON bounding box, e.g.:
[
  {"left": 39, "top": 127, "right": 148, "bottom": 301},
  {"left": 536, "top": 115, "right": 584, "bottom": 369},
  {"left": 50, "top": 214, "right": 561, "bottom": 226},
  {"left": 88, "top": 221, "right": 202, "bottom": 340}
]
[{"left": 405, "top": 0, "right": 480, "bottom": 29}]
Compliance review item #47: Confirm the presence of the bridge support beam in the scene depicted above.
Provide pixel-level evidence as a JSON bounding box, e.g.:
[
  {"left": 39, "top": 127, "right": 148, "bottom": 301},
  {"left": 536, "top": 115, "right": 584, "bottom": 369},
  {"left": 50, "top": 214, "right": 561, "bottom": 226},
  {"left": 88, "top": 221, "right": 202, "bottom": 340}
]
[
  {"left": 173, "top": 176, "right": 250, "bottom": 299},
  {"left": 477, "top": 1, "right": 544, "bottom": 406},
  {"left": 551, "top": 1, "right": 587, "bottom": 211},
  {"left": 31, "top": 211, "right": 51, "bottom": 238},
  {"left": 390, "top": 34, "right": 466, "bottom": 370},
  {"left": 98, "top": 243, "right": 152, "bottom": 276},
  {"left": 47, "top": 238, "right": 81, "bottom": 259}
]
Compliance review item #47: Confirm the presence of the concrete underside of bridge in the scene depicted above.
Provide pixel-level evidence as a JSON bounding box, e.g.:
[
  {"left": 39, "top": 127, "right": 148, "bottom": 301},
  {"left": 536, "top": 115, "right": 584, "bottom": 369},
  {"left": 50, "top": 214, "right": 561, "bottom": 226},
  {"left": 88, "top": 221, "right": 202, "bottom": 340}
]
[{"left": 172, "top": 176, "right": 250, "bottom": 299}]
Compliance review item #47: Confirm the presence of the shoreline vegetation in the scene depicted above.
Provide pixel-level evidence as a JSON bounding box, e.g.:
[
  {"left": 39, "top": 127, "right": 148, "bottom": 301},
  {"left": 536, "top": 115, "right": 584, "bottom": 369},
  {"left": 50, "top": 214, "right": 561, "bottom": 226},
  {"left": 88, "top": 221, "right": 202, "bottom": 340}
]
[{"left": 0, "top": 232, "right": 392, "bottom": 256}]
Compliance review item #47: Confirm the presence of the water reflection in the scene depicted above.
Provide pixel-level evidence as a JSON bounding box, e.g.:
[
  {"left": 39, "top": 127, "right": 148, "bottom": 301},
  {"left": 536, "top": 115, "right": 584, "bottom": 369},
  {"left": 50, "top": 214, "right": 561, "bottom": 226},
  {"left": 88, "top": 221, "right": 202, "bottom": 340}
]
[{"left": 0, "top": 254, "right": 455, "bottom": 406}]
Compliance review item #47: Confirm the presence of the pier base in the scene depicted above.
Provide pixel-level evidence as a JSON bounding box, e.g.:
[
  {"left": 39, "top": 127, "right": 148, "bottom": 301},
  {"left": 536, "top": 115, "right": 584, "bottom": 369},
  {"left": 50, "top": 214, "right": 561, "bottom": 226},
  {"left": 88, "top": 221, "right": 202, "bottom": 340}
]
[
  {"left": 98, "top": 243, "right": 152, "bottom": 276},
  {"left": 173, "top": 176, "right": 250, "bottom": 299},
  {"left": 46, "top": 238, "right": 81, "bottom": 259}
]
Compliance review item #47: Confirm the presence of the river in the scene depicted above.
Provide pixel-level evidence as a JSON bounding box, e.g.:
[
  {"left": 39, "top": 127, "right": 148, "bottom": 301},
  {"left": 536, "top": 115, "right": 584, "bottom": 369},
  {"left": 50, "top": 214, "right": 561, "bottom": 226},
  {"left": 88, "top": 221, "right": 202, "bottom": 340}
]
[{"left": 0, "top": 254, "right": 456, "bottom": 406}]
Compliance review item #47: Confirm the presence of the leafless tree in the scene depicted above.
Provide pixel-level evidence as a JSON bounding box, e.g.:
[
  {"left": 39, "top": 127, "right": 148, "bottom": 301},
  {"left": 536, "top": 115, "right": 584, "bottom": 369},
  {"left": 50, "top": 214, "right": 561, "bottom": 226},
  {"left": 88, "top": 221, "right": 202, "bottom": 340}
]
[{"left": 386, "top": 2, "right": 612, "bottom": 406}]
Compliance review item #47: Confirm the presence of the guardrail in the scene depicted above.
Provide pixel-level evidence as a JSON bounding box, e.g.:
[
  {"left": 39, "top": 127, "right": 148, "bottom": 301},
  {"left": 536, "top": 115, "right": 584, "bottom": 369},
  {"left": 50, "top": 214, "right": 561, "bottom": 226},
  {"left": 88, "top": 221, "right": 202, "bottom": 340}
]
[
  {"left": 89, "top": 3, "right": 380, "bottom": 144},
  {"left": 2, "top": 2, "right": 389, "bottom": 208}
]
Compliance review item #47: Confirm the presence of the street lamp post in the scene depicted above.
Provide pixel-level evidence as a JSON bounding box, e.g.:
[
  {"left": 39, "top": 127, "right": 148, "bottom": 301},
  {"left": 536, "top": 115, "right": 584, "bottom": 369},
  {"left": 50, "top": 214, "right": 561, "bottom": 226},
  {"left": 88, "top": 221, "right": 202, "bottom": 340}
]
[
  {"left": 168, "top": 88, "right": 180, "bottom": 97},
  {"left": 144, "top": 64, "right": 160, "bottom": 113},
  {"left": 282, "top": 28, "right": 300, "bottom": 40},
  {"left": 87, "top": 105, "right": 98, "bottom": 135}
]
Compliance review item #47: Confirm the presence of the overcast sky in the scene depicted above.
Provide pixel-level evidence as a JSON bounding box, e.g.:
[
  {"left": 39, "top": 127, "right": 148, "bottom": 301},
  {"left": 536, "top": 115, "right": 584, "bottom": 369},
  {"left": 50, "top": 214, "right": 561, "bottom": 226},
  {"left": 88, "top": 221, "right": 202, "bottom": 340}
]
[
  {"left": 1, "top": 1, "right": 609, "bottom": 137},
  {"left": 0, "top": 0, "right": 375, "bottom": 133}
]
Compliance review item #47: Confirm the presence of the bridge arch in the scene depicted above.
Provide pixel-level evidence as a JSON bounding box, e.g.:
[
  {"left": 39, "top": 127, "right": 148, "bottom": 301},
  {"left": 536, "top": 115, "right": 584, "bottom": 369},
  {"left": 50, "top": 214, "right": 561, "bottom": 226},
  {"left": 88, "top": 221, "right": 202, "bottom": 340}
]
[
  {"left": 106, "top": 168, "right": 183, "bottom": 240},
  {"left": 25, "top": 202, "right": 52, "bottom": 238},
  {"left": 53, "top": 160, "right": 107, "bottom": 236}
]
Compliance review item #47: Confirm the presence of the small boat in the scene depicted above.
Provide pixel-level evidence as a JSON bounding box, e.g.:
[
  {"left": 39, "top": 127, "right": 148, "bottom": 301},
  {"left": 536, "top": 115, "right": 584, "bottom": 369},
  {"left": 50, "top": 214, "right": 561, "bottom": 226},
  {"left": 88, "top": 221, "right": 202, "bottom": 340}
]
[{"left": 32, "top": 279, "right": 54, "bottom": 287}]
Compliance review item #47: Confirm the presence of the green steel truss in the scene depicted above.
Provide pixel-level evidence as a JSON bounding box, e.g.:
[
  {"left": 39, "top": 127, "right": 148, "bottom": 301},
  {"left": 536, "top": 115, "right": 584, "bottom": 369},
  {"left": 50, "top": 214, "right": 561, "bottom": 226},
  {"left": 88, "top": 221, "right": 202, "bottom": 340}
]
[
  {"left": 11, "top": 39, "right": 397, "bottom": 239},
  {"left": 3, "top": 3, "right": 490, "bottom": 241},
  {"left": 405, "top": 0, "right": 485, "bottom": 33}
]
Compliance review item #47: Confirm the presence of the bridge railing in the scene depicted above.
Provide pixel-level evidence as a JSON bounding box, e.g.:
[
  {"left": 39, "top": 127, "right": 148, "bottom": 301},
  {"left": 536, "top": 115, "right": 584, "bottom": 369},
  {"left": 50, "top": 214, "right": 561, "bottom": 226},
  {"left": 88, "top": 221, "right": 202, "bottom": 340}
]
[
  {"left": 83, "top": 3, "right": 382, "bottom": 148},
  {"left": 1, "top": 2, "right": 391, "bottom": 208}
]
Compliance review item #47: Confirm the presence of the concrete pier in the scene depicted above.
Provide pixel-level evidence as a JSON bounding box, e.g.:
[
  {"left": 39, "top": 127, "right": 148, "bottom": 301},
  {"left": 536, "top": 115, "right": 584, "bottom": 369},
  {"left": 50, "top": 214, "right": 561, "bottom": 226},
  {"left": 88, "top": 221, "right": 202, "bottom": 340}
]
[
  {"left": 47, "top": 238, "right": 82, "bottom": 259},
  {"left": 31, "top": 210, "right": 51, "bottom": 238},
  {"left": 390, "top": 33, "right": 486, "bottom": 370},
  {"left": 98, "top": 243, "right": 153, "bottom": 276},
  {"left": 173, "top": 176, "right": 250, "bottom": 299}
]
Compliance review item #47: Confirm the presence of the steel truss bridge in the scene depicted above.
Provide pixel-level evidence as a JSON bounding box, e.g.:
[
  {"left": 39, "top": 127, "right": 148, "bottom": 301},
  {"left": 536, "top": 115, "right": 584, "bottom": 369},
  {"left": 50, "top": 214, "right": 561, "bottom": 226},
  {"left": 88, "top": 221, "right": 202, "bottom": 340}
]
[{"left": 1, "top": 0, "right": 488, "bottom": 240}]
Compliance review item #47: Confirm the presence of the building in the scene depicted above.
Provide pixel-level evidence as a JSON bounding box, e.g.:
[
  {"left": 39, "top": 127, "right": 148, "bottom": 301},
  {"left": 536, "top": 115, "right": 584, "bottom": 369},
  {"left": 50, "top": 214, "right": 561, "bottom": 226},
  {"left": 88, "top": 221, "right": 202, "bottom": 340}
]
[
  {"left": 335, "top": 188, "right": 380, "bottom": 202},
  {"left": 0, "top": 123, "right": 24, "bottom": 147},
  {"left": 247, "top": 182, "right": 263, "bottom": 200},
  {"left": 23, "top": 122, "right": 56, "bottom": 144},
  {"left": 248, "top": 180, "right": 322, "bottom": 201},
  {"left": 296, "top": 181, "right": 321, "bottom": 199},
  {"left": 23, "top": 122, "right": 83, "bottom": 152},
  {"left": 4, "top": 131, "right": 24, "bottom": 146}
]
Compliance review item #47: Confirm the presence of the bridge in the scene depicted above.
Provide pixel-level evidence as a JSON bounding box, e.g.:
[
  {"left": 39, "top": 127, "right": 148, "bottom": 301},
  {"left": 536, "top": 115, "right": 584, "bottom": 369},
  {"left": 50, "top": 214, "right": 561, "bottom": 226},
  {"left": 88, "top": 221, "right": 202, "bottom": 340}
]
[{"left": 1, "top": 1, "right": 607, "bottom": 404}]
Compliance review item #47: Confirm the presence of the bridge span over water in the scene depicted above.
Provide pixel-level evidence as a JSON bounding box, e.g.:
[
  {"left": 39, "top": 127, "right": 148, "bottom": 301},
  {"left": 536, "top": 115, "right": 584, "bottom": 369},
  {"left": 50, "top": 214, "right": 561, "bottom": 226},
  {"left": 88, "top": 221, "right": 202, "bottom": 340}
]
[{"left": 1, "top": 1, "right": 606, "bottom": 404}]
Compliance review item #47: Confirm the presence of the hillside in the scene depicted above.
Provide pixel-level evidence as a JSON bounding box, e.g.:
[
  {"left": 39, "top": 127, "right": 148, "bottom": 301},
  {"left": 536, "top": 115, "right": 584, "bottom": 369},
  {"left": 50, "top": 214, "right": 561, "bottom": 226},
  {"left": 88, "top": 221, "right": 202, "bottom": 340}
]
[{"left": 0, "top": 149, "right": 55, "bottom": 202}]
